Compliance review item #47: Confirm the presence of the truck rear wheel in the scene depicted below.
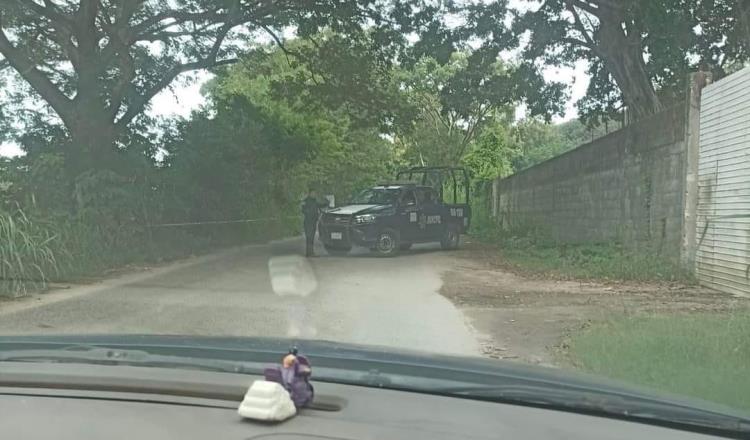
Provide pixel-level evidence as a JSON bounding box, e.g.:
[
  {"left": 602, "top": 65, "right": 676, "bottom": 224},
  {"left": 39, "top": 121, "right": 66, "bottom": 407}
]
[
  {"left": 373, "top": 228, "right": 400, "bottom": 257},
  {"left": 440, "top": 225, "right": 460, "bottom": 250}
]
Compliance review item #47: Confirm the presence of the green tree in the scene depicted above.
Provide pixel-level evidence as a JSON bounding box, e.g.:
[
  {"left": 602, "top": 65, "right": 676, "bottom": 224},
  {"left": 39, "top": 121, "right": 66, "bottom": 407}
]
[
  {"left": 511, "top": 119, "right": 566, "bottom": 171},
  {"left": 693, "top": 0, "right": 750, "bottom": 77},
  {"left": 510, "top": 118, "right": 612, "bottom": 171},
  {"left": 395, "top": 53, "right": 564, "bottom": 167},
  {"left": 462, "top": 119, "right": 519, "bottom": 180},
  {"left": 163, "top": 40, "right": 398, "bottom": 227},
  {"left": 515, "top": 0, "right": 750, "bottom": 124},
  {"left": 519, "top": 0, "right": 676, "bottom": 121},
  {"left": 0, "top": 0, "right": 449, "bottom": 173}
]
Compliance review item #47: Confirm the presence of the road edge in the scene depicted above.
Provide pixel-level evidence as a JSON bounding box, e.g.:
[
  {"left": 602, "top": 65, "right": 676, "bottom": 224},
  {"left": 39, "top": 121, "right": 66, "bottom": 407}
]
[{"left": 0, "top": 244, "right": 265, "bottom": 316}]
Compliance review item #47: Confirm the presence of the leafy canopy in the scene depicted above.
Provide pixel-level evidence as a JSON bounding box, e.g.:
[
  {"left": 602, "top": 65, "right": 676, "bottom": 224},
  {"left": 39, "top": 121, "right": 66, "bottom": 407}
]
[
  {"left": 515, "top": 0, "right": 750, "bottom": 124},
  {"left": 0, "top": 0, "right": 457, "bottom": 158}
]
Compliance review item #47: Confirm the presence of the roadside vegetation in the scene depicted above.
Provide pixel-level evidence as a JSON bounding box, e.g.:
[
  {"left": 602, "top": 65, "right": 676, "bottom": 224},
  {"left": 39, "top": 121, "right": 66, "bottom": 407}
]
[
  {"left": 468, "top": 204, "right": 694, "bottom": 283},
  {"left": 567, "top": 312, "right": 750, "bottom": 412},
  {"left": 495, "top": 241, "right": 692, "bottom": 283},
  {"left": 0, "top": 209, "right": 60, "bottom": 297}
]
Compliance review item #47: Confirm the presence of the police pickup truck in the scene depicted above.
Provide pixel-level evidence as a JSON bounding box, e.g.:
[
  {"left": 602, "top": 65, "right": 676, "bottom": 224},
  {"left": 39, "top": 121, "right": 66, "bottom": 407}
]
[{"left": 319, "top": 167, "right": 471, "bottom": 256}]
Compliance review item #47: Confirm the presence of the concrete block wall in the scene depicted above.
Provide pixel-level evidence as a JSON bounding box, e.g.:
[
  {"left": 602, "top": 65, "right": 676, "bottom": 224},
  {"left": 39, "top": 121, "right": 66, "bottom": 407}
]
[{"left": 493, "top": 104, "right": 688, "bottom": 258}]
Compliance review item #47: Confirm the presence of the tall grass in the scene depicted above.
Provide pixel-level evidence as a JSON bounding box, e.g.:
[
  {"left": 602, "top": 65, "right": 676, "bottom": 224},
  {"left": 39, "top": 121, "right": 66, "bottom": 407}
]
[
  {"left": 498, "top": 242, "right": 694, "bottom": 282},
  {"left": 568, "top": 312, "right": 750, "bottom": 413},
  {"left": 0, "top": 210, "right": 60, "bottom": 297}
]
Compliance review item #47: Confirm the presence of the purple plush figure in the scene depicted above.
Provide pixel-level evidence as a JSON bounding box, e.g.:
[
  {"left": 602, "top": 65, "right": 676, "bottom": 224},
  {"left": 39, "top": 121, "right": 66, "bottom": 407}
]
[{"left": 264, "top": 348, "right": 314, "bottom": 408}]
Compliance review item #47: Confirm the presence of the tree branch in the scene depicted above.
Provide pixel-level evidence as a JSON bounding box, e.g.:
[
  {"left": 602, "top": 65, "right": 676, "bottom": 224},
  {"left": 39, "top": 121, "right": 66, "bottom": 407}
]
[
  {"left": 455, "top": 105, "right": 488, "bottom": 162},
  {"left": 568, "top": 0, "right": 599, "bottom": 16},
  {"left": 98, "top": 10, "right": 133, "bottom": 118},
  {"left": 257, "top": 23, "right": 327, "bottom": 86},
  {"left": 562, "top": 37, "right": 594, "bottom": 49},
  {"left": 0, "top": 13, "right": 73, "bottom": 123},
  {"left": 566, "top": 1, "right": 604, "bottom": 57},
  {"left": 114, "top": 21, "right": 235, "bottom": 130},
  {"left": 106, "top": 51, "right": 135, "bottom": 119},
  {"left": 13, "top": 0, "right": 81, "bottom": 67},
  {"left": 18, "top": 0, "right": 75, "bottom": 29},
  {"left": 136, "top": 27, "right": 216, "bottom": 43},
  {"left": 75, "top": 0, "right": 100, "bottom": 55},
  {"left": 258, "top": 23, "right": 299, "bottom": 64},
  {"left": 130, "top": 9, "right": 224, "bottom": 39}
]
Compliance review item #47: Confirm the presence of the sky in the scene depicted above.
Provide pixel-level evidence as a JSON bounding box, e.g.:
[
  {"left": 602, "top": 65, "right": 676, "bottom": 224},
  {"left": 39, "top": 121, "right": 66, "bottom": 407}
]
[{"left": 0, "top": 1, "right": 590, "bottom": 158}]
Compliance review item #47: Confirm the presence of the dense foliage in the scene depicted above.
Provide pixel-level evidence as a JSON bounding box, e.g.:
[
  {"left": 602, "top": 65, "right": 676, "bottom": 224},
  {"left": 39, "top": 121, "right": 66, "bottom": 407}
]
[
  {"left": 0, "top": 0, "right": 459, "bottom": 171},
  {"left": 516, "top": 0, "right": 750, "bottom": 124}
]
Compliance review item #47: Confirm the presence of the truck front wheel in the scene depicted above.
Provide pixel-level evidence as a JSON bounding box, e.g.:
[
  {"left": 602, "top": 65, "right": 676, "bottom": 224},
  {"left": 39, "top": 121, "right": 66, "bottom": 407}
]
[{"left": 373, "top": 228, "right": 400, "bottom": 257}]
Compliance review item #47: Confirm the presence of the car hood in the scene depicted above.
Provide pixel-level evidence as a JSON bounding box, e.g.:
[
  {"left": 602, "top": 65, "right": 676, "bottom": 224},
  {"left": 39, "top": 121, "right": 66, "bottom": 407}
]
[{"left": 326, "top": 204, "right": 391, "bottom": 215}]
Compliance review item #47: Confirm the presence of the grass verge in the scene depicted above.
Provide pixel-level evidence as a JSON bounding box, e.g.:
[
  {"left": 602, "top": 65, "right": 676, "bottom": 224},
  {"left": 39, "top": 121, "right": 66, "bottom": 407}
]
[
  {"left": 468, "top": 207, "right": 693, "bottom": 282},
  {"left": 566, "top": 312, "right": 750, "bottom": 413},
  {"left": 1, "top": 208, "right": 299, "bottom": 297},
  {"left": 497, "top": 242, "right": 694, "bottom": 282}
]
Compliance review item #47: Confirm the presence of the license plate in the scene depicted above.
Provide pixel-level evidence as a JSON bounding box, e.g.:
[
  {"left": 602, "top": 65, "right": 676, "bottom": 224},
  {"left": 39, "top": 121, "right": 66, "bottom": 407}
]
[{"left": 331, "top": 232, "right": 343, "bottom": 240}]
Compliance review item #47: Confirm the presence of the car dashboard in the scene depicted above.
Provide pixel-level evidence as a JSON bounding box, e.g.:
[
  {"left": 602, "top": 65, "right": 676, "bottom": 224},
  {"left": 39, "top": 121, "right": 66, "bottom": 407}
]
[{"left": 0, "top": 362, "right": 728, "bottom": 440}]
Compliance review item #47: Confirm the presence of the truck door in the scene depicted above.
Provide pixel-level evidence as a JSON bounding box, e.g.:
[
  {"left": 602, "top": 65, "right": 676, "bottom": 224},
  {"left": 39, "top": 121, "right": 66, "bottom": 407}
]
[
  {"left": 398, "top": 188, "right": 421, "bottom": 243},
  {"left": 416, "top": 188, "right": 443, "bottom": 241}
]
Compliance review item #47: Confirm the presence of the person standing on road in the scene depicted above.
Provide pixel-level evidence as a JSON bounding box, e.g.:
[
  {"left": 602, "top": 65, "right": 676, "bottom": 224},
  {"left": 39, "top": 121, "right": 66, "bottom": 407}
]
[{"left": 301, "top": 188, "right": 326, "bottom": 257}]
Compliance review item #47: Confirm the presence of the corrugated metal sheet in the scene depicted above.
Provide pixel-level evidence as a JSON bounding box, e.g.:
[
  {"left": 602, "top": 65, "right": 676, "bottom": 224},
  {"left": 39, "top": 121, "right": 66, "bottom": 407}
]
[{"left": 696, "top": 67, "right": 750, "bottom": 297}]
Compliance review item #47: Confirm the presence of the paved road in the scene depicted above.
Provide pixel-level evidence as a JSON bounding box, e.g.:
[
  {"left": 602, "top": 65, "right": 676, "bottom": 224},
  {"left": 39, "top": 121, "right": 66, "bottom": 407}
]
[{"left": 0, "top": 239, "right": 480, "bottom": 356}]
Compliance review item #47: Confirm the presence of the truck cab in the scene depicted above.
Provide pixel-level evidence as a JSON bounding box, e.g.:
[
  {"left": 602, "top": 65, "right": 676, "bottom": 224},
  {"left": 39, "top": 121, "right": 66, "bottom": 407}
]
[{"left": 319, "top": 167, "right": 471, "bottom": 256}]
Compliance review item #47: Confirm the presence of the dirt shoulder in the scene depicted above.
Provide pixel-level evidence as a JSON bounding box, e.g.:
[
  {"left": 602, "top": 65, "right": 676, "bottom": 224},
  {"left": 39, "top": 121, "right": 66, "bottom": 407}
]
[
  {"left": 441, "top": 241, "right": 750, "bottom": 366},
  {"left": 0, "top": 245, "right": 260, "bottom": 315}
]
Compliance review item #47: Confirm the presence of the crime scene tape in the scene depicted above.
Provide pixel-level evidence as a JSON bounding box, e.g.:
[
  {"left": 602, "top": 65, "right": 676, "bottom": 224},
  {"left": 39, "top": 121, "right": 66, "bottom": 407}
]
[{"left": 147, "top": 216, "right": 300, "bottom": 228}]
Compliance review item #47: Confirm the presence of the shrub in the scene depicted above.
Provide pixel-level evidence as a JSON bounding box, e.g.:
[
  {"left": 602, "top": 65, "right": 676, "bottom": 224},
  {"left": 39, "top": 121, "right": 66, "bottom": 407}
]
[
  {"left": 0, "top": 209, "right": 60, "bottom": 297},
  {"left": 468, "top": 199, "right": 693, "bottom": 282}
]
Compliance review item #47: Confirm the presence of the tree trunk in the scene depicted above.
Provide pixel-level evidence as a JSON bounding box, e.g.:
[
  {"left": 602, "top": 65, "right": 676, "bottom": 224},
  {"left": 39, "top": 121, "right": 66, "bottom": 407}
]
[
  {"left": 595, "top": 7, "right": 663, "bottom": 121},
  {"left": 66, "top": 114, "right": 118, "bottom": 177},
  {"left": 66, "top": 8, "right": 123, "bottom": 179},
  {"left": 601, "top": 48, "right": 664, "bottom": 120}
]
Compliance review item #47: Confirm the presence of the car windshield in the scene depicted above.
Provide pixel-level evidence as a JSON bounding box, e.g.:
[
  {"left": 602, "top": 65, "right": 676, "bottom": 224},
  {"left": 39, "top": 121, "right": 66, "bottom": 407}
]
[
  {"left": 352, "top": 188, "right": 400, "bottom": 205},
  {"left": 1, "top": 0, "right": 749, "bottom": 422}
]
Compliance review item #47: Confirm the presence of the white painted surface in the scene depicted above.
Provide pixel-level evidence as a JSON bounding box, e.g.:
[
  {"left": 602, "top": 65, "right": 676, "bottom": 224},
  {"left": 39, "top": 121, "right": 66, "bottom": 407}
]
[
  {"left": 696, "top": 67, "right": 750, "bottom": 297},
  {"left": 238, "top": 380, "right": 297, "bottom": 421}
]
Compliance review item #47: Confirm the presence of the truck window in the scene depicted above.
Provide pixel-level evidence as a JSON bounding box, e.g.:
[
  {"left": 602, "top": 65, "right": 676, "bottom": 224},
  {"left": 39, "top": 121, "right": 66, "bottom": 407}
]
[
  {"left": 401, "top": 189, "right": 417, "bottom": 206},
  {"left": 417, "top": 188, "right": 437, "bottom": 206},
  {"left": 425, "top": 189, "right": 438, "bottom": 205},
  {"left": 353, "top": 188, "right": 399, "bottom": 205},
  {"left": 415, "top": 188, "right": 427, "bottom": 205}
]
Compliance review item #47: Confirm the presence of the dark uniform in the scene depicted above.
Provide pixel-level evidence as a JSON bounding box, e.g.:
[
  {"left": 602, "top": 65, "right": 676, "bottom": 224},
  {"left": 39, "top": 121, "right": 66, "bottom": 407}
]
[{"left": 301, "top": 195, "right": 325, "bottom": 257}]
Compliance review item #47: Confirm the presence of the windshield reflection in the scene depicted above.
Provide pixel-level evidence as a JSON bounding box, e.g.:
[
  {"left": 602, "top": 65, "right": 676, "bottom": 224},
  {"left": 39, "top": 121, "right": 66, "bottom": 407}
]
[{"left": 352, "top": 188, "right": 400, "bottom": 205}]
